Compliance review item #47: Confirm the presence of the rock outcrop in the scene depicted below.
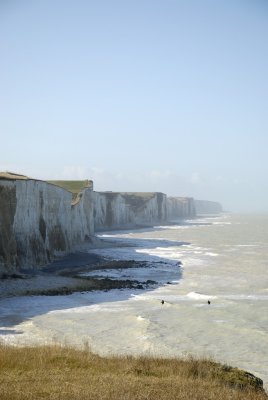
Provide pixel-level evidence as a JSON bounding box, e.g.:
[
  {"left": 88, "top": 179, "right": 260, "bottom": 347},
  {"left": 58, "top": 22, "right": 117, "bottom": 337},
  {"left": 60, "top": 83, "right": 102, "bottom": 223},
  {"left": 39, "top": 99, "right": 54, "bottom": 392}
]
[{"left": 194, "top": 200, "right": 223, "bottom": 215}]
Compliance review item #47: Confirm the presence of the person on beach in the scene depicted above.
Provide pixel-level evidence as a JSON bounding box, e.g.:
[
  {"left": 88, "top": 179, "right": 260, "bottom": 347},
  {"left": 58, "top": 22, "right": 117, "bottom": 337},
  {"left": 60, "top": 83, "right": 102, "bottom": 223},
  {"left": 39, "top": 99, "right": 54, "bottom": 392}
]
[
  {"left": 208, "top": 300, "right": 211, "bottom": 305},
  {"left": 161, "top": 300, "right": 165, "bottom": 305}
]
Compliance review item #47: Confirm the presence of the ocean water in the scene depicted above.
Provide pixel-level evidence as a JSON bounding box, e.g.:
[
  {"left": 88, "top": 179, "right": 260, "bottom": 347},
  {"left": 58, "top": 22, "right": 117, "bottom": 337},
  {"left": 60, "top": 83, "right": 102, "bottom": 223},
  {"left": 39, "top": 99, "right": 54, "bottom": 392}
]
[{"left": 0, "top": 214, "right": 268, "bottom": 388}]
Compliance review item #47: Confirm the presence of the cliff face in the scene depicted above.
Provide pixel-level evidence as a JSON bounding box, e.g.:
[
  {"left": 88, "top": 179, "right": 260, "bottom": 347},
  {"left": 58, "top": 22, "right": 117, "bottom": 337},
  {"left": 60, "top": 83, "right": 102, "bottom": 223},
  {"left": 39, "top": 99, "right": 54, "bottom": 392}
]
[
  {"left": 0, "top": 174, "right": 212, "bottom": 275},
  {"left": 0, "top": 179, "right": 94, "bottom": 274},
  {"left": 93, "top": 192, "right": 167, "bottom": 231},
  {"left": 167, "top": 197, "right": 196, "bottom": 221},
  {"left": 0, "top": 183, "right": 17, "bottom": 271},
  {"left": 194, "top": 200, "right": 223, "bottom": 215}
]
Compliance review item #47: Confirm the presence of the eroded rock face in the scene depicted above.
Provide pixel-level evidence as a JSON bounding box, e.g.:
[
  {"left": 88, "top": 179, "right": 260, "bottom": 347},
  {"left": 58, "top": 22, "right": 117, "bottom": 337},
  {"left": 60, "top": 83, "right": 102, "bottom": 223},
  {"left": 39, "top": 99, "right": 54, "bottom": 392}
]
[
  {"left": 93, "top": 192, "right": 167, "bottom": 231},
  {"left": 0, "top": 179, "right": 94, "bottom": 274},
  {"left": 167, "top": 197, "right": 196, "bottom": 221},
  {"left": 0, "top": 183, "right": 17, "bottom": 273}
]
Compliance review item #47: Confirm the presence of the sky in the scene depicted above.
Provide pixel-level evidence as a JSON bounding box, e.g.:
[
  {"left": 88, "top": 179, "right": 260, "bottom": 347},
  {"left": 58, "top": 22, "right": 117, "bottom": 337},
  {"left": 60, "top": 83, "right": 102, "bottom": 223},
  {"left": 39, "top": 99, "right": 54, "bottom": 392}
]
[{"left": 0, "top": 0, "right": 267, "bottom": 212}]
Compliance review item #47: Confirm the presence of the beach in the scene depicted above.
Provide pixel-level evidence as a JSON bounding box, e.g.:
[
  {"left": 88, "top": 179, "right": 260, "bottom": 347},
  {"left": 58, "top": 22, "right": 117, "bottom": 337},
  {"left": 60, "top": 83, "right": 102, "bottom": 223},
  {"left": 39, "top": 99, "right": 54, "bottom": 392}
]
[{"left": 0, "top": 244, "right": 158, "bottom": 299}]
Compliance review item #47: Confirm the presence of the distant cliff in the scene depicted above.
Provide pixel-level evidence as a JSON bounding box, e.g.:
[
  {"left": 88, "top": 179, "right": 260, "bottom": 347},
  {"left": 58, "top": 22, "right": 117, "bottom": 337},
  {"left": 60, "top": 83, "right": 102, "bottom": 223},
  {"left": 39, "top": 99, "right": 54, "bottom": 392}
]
[
  {"left": 0, "top": 173, "right": 201, "bottom": 274},
  {"left": 94, "top": 192, "right": 167, "bottom": 231},
  {"left": 194, "top": 200, "right": 223, "bottom": 215}
]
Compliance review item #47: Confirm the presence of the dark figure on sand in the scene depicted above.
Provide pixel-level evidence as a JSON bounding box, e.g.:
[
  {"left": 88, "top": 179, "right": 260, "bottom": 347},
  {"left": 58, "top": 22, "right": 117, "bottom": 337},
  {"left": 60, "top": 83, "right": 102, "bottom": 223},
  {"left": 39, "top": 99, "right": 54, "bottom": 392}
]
[
  {"left": 208, "top": 300, "right": 211, "bottom": 305},
  {"left": 161, "top": 300, "right": 165, "bottom": 305}
]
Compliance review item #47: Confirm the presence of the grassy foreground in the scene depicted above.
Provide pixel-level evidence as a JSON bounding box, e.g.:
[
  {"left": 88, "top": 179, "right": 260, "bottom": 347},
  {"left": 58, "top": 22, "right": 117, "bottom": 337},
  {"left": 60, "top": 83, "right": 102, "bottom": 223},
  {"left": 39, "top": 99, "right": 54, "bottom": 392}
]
[{"left": 0, "top": 345, "right": 266, "bottom": 400}]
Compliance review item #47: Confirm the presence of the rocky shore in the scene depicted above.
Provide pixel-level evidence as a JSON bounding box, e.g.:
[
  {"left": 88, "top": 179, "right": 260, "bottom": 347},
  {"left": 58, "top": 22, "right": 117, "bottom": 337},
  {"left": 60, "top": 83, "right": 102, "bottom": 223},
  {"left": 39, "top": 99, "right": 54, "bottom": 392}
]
[{"left": 0, "top": 249, "right": 158, "bottom": 298}]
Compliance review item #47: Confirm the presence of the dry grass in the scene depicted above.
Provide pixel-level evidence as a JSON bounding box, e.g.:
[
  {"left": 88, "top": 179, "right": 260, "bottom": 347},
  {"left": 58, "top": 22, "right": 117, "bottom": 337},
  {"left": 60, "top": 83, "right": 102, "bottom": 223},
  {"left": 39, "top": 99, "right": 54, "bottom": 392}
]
[
  {"left": 0, "top": 344, "right": 266, "bottom": 400},
  {"left": 0, "top": 171, "right": 28, "bottom": 180}
]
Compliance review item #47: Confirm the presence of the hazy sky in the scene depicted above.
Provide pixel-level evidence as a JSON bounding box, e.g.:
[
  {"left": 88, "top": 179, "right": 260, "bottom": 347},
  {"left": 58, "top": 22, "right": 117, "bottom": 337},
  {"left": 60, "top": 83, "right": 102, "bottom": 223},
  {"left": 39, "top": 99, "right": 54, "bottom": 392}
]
[{"left": 1, "top": 0, "right": 267, "bottom": 212}]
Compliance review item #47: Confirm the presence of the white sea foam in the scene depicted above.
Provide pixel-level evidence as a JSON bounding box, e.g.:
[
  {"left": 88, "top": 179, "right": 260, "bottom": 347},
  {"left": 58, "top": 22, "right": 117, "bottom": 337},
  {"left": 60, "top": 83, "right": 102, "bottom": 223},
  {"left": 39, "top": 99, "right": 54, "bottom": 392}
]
[
  {"left": 98, "top": 234, "right": 117, "bottom": 238},
  {"left": 213, "top": 221, "right": 232, "bottom": 225},
  {"left": 137, "top": 316, "right": 146, "bottom": 321},
  {"left": 48, "top": 304, "right": 128, "bottom": 314},
  {"left": 130, "top": 293, "right": 157, "bottom": 301},
  {"left": 154, "top": 225, "right": 191, "bottom": 230},
  {"left": 186, "top": 292, "right": 217, "bottom": 300}
]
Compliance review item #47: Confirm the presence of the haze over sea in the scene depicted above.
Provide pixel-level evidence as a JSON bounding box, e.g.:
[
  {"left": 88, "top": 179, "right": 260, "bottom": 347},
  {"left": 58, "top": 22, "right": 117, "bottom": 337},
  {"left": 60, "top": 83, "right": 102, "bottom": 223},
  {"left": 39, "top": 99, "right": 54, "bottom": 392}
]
[{"left": 0, "top": 213, "right": 267, "bottom": 388}]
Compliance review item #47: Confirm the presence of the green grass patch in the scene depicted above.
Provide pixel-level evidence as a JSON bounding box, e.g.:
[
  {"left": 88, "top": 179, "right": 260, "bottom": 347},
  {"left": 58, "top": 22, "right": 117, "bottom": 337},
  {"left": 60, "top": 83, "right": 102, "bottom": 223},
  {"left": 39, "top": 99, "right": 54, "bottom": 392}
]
[{"left": 47, "top": 180, "right": 93, "bottom": 195}]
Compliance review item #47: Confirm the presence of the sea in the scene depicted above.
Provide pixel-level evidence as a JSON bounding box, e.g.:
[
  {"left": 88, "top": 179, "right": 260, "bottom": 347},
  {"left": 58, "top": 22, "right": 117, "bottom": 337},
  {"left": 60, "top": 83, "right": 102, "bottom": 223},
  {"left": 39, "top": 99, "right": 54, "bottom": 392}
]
[{"left": 0, "top": 213, "right": 268, "bottom": 389}]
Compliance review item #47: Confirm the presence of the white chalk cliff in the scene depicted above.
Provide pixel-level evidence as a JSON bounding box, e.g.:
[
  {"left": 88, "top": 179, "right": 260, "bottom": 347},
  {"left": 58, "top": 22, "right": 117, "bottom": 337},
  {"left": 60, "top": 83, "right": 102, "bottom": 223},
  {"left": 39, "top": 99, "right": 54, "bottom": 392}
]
[
  {"left": 0, "top": 174, "right": 94, "bottom": 274},
  {"left": 93, "top": 192, "right": 167, "bottom": 231},
  {"left": 167, "top": 197, "right": 195, "bottom": 221},
  {"left": 0, "top": 173, "right": 214, "bottom": 275}
]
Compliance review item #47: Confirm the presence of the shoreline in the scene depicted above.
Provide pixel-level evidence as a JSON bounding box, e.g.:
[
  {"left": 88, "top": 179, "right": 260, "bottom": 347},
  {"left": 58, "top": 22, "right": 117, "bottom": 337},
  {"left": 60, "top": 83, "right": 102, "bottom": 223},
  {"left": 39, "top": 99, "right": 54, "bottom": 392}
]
[
  {"left": 0, "top": 238, "right": 160, "bottom": 298},
  {"left": 0, "top": 218, "right": 205, "bottom": 298}
]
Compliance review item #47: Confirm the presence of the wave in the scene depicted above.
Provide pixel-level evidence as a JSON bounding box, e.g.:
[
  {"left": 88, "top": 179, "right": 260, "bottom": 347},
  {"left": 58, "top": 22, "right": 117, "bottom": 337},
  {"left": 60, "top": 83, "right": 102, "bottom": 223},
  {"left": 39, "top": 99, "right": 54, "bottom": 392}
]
[
  {"left": 137, "top": 316, "right": 146, "bottom": 321},
  {"left": 205, "top": 252, "right": 219, "bottom": 257},
  {"left": 213, "top": 221, "right": 232, "bottom": 225},
  {"left": 186, "top": 292, "right": 217, "bottom": 300}
]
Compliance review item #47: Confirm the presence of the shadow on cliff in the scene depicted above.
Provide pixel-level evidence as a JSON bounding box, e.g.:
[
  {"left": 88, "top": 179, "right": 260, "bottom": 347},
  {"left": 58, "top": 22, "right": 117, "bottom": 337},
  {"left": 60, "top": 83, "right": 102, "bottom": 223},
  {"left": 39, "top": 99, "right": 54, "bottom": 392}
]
[{"left": 0, "top": 229, "right": 192, "bottom": 334}]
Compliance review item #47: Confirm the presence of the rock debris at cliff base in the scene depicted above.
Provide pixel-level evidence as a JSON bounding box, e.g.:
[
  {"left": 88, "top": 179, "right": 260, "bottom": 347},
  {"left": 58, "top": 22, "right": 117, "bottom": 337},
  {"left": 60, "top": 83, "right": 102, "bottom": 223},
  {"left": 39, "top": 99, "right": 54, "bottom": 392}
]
[{"left": 0, "top": 254, "right": 161, "bottom": 298}]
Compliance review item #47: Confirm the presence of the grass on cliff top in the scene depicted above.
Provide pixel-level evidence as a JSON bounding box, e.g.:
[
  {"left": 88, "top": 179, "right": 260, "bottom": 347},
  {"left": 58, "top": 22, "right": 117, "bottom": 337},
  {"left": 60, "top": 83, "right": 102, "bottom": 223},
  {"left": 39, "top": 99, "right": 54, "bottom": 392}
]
[
  {"left": 0, "top": 344, "right": 266, "bottom": 400},
  {"left": 0, "top": 171, "right": 28, "bottom": 180},
  {"left": 47, "top": 180, "right": 92, "bottom": 195}
]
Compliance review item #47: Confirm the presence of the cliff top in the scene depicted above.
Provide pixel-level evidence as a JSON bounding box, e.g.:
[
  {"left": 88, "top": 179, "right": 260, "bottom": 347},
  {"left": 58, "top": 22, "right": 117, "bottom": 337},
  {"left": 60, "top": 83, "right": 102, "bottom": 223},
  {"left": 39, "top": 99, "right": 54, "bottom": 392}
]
[
  {"left": 47, "top": 180, "right": 93, "bottom": 195},
  {"left": 0, "top": 171, "right": 29, "bottom": 180},
  {"left": 168, "top": 196, "right": 194, "bottom": 201},
  {"left": 97, "top": 191, "right": 164, "bottom": 198},
  {"left": 0, "top": 174, "right": 94, "bottom": 205}
]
